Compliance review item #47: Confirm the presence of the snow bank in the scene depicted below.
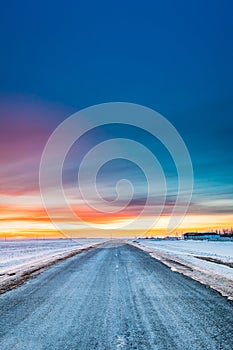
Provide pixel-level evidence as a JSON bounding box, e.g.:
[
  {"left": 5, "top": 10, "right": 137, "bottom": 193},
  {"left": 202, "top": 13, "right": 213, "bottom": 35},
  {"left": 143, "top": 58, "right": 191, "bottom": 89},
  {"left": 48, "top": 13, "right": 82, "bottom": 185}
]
[
  {"left": 129, "top": 239, "right": 233, "bottom": 300},
  {"left": 0, "top": 239, "right": 106, "bottom": 293}
]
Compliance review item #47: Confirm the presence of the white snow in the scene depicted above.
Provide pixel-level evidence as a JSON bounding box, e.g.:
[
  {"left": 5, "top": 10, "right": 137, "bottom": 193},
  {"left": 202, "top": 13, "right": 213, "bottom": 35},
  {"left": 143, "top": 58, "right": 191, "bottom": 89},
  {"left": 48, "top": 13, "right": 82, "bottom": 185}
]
[
  {"left": 0, "top": 238, "right": 106, "bottom": 291},
  {"left": 137, "top": 240, "right": 233, "bottom": 262},
  {"left": 130, "top": 239, "right": 233, "bottom": 299}
]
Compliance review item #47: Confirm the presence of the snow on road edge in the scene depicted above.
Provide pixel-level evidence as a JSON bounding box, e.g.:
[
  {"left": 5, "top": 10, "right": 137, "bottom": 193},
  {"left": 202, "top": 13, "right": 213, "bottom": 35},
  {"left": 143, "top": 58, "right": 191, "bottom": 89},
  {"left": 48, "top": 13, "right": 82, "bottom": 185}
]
[
  {"left": 128, "top": 241, "right": 233, "bottom": 301},
  {"left": 0, "top": 241, "right": 108, "bottom": 294}
]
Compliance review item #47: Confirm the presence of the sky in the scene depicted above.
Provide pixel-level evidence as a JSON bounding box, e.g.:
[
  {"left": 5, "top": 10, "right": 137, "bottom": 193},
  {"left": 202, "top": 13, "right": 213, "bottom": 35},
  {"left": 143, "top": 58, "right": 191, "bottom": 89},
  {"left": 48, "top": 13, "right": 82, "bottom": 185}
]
[{"left": 0, "top": 0, "right": 233, "bottom": 238}]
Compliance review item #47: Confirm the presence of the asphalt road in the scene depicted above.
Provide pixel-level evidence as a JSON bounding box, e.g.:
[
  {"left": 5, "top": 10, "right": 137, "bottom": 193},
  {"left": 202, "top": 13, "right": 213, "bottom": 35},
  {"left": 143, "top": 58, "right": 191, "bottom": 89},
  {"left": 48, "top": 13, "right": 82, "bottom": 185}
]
[{"left": 0, "top": 242, "right": 232, "bottom": 350}]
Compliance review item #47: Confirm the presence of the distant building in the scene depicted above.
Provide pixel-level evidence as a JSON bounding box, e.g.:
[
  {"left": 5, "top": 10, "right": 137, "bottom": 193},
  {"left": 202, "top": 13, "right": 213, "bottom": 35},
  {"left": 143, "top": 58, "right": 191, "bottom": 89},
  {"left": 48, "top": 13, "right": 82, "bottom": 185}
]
[
  {"left": 220, "top": 233, "right": 233, "bottom": 241},
  {"left": 183, "top": 232, "right": 220, "bottom": 240}
]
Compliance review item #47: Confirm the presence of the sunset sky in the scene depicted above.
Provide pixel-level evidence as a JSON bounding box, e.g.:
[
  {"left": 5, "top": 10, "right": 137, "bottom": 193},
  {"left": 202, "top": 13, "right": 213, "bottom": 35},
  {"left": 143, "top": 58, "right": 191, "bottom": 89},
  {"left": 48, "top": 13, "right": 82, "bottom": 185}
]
[{"left": 0, "top": 1, "right": 233, "bottom": 238}]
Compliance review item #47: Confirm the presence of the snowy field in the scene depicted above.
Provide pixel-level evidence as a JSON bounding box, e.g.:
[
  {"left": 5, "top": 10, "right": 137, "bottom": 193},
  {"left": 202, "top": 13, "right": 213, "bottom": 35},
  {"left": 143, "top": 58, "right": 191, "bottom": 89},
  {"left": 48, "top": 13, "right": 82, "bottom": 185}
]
[
  {"left": 131, "top": 239, "right": 233, "bottom": 299},
  {"left": 0, "top": 238, "right": 106, "bottom": 292},
  {"left": 137, "top": 239, "right": 233, "bottom": 263},
  {"left": 0, "top": 238, "right": 105, "bottom": 274}
]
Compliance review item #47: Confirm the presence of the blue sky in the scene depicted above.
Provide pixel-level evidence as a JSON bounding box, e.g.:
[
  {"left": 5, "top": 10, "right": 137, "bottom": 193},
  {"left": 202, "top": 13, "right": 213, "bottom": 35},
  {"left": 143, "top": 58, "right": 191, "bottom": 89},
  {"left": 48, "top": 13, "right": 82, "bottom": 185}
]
[{"left": 0, "top": 0, "right": 232, "bottom": 236}]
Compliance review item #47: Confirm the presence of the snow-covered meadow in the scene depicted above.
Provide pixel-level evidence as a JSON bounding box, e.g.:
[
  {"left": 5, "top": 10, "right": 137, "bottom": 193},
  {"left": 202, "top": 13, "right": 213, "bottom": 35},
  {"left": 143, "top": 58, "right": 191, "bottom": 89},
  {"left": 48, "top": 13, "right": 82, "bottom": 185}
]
[{"left": 137, "top": 239, "right": 233, "bottom": 263}]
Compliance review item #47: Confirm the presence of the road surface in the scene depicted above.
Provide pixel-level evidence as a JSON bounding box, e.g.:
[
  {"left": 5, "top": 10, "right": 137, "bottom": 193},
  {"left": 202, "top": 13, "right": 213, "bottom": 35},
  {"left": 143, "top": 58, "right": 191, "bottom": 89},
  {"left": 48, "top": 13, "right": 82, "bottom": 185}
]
[{"left": 0, "top": 242, "right": 232, "bottom": 349}]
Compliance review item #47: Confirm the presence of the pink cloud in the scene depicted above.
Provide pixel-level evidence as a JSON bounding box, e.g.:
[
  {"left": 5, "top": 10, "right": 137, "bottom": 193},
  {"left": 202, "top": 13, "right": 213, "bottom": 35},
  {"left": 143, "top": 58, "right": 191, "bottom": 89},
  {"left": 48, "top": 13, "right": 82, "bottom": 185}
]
[{"left": 0, "top": 95, "right": 72, "bottom": 196}]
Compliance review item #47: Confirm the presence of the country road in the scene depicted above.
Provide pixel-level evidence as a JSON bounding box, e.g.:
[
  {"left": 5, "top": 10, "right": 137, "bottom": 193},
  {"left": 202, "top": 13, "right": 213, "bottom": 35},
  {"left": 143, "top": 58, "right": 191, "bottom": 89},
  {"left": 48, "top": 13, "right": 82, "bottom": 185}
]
[{"left": 0, "top": 242, "right": 232, "bottom": 350}]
